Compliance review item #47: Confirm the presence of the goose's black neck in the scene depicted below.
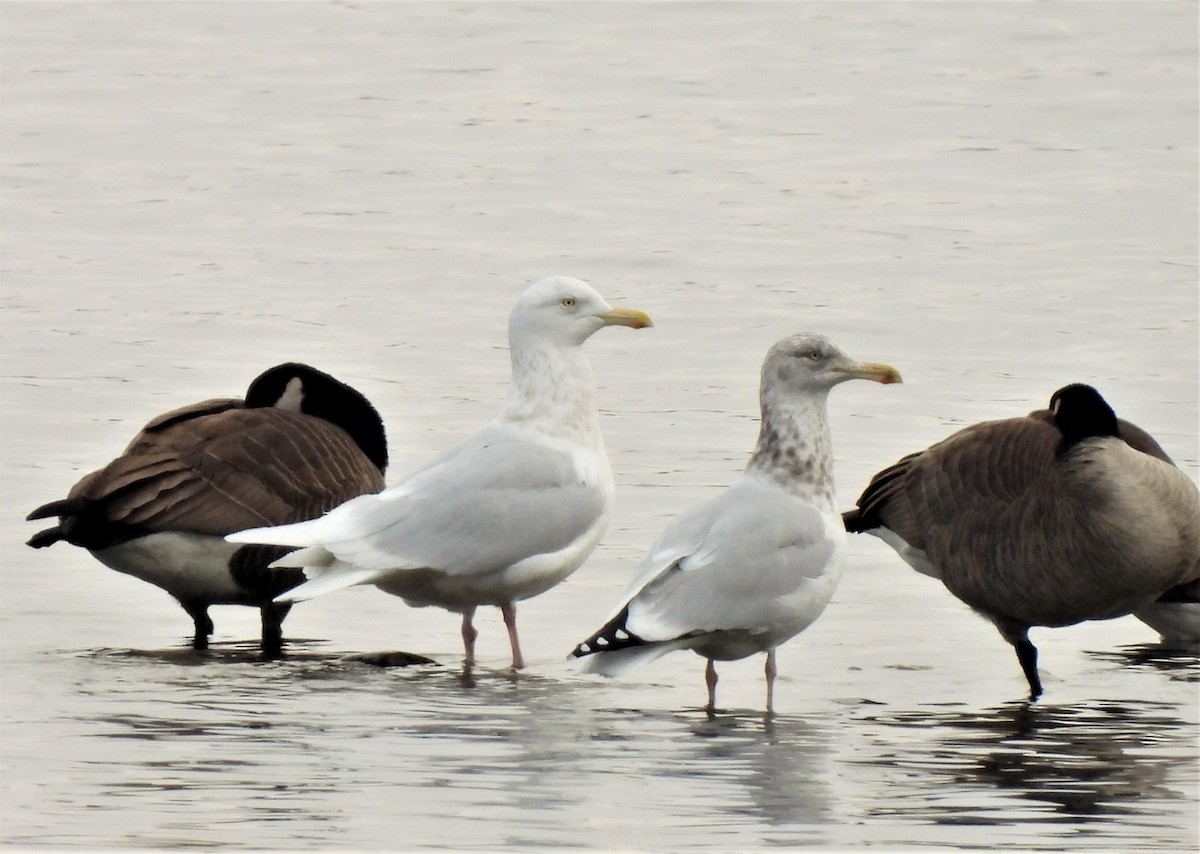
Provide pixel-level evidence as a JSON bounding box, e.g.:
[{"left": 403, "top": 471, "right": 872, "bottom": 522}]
[
  {"left": 1049, "top": 383, "right": 1119, "bottom": 457},
  {"left": 247, "top": 363, "right": 389, "bottom": 474}
]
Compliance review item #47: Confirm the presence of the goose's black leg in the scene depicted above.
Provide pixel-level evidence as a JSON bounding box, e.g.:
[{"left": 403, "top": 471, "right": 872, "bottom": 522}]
[
  {"left": 184, "top": 602, "right": 214, "bottom": 650},
  {"left": 1015, "top": 636, "right": 1043, "bottom": 701},
  {"left": 997, "top": 619, "right": 1042, "bottom": 701},
  {"left": 260, "top": 602, "right": 291, "bottom": 659}
]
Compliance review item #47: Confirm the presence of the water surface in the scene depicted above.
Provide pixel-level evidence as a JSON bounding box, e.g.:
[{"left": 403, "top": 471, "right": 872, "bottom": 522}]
[{"left": 2, "top": 2, "right": 1196, "bottom": 850}]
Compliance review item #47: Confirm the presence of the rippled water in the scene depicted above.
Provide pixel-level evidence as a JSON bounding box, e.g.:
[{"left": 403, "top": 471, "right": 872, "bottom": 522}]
[
  {"left": 2, "top": 2, "right": 1197, "bottom": 850},
  {"left": 4, "top": 640, "right": 1197, "bottom": 850}
]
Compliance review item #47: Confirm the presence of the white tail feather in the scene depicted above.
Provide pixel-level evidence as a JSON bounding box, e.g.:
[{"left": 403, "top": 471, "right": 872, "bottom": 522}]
[
  {"left": 271, "top": 545, "right": 336, "bottom": 569},
  {"left": 578, "top": 640, "right": 690, "bottom": 677},
  {"left": 273, "top": 565, "right": 392, "bottom": 604},
  {"left": 226, "top": 518, "right": 322, "bottom": 548}
]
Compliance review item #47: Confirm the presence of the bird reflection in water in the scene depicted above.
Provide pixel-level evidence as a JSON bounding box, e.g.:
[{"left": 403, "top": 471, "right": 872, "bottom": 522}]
[{"left": 854, "top": 700, "right": 1195, "bottom": 824}]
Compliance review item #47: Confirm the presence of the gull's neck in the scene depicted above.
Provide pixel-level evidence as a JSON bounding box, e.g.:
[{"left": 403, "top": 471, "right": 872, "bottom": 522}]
[
  {"left": 745, "top": 388, "right": 836, "bottom": 510},
  {"left": 498, "top": 337, "right": 604, "bottom": 448}
]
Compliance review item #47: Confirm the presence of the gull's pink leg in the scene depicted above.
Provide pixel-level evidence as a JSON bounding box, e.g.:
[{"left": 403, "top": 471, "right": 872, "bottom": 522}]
[
  {"left": 500, "top": 602, "right": 525, "bottom": 670},
  {"left": 461, "top": 607, "right": 478, "bottom": 670},
  {"left": 705, "top": 658, "right": 718, "bottom": 714},
  {"left": 764, "top": 648, "right": 778, "bottom": 715}
]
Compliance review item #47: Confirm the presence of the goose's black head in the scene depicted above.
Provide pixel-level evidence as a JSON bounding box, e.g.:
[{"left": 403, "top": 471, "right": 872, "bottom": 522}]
[
  {"left": 246, "top": 363, "right": 389, "bottom": 474},
  {"left": 1049, "top": 383, "right": 1119, "bottom": 456}
]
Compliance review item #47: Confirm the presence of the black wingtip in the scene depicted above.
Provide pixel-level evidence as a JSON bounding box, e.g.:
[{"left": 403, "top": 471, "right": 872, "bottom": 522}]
[
  {"left": 571, "top": 606, "right": 647, "bottom": 659},
  {"left": 843, "top": 507, "right": 883, "bottom": 534},
  {"left": 26, "top": 498, "right": 78, "bottom": 522},
  {"left": 26, "top": 526, "right": 64, "bottom": 548},
  {"left": 26, "top": 498, "right": 84, "bottom": 547}
]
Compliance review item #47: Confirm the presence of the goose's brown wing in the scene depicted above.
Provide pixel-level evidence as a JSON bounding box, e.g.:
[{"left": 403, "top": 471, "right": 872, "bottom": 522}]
[
  {"left": 1025, "top": 408, "right": 1174, "bottom": 463},
  {"left": 55, "top": 405, "right": 384, "bottom": 543},
  {"left": 855, "top": 416, "right": 1062, "bottom": 552},
  {"left": 854, "top": 409, "right": 1173, "bottom": 548}
]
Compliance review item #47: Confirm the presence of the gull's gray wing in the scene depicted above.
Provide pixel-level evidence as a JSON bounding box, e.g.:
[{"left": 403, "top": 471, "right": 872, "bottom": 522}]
[
  {"left": 282, "top": 423, "right": 608, "bottom": 576},
  {"left": 616, "top": 475, "right": 840, "bottom": 642}
]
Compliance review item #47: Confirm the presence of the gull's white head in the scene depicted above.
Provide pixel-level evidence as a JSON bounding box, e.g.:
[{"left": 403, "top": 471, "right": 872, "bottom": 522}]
[{"left": 510, "top": 277, "right": 652, "bottom": 349}]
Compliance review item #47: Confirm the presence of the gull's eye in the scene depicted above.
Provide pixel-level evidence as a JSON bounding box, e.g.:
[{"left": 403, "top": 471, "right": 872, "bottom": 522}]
[
  {"left": 805, "top": 350, "right": 822, "bottom": 361},
  {"left": 561, "top": 297, "right": 577, "bottom": 309}
]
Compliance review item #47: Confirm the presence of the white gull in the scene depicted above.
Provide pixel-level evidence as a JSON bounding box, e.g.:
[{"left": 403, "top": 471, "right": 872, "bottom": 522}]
[{"left": 227, "top": 276, "right": 651, "bottom": 670}]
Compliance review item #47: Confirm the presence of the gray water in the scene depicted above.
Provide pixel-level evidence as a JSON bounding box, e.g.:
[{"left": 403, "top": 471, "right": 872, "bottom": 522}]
[{"left": 1, "top": 2, "right": 1197, "bottom": 850}]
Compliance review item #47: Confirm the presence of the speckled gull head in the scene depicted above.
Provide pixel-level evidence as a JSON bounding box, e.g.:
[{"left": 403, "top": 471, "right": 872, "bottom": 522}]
[
  {"left": 749, "top": 333, "right": 901, "bottom": 502},
  {"left": 760, "top": 333, "right": 902, "bottom": 396},
  {"left": 509, "top": 276, "right": 653, "bottom": 349}
]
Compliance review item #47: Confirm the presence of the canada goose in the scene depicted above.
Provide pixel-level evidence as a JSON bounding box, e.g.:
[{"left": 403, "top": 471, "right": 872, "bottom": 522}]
[
  {"left": 26, "top": 362, "right": 388, "bottom": 656},
  {"left": 843, "top": 383, "right": 1200, "bottom": 699},
  {"left": 228, "top": 277, "right": 652, "bottom": 671},
  {"left": 571, "top": 334, "right": 901, "bottom": 714}
]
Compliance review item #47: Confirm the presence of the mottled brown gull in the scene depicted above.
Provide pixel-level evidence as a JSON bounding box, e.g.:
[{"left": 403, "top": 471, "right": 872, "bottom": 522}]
[
  {"left": 843, "top": 383, "right": 1200, "bottom": 699},
  {"left": 571, "top": 333, "right": 900, "bottom": 714},
  {"left": 228, "top": 277, "right": 652, "bottom": 671},
  {"left": 26, "top": 363, "right": 389, "bottom": 655}
]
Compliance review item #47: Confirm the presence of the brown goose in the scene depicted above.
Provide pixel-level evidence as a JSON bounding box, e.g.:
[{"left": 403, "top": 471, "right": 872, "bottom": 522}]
[
  {"left": 843, "top": 383, "right": 1200, "bottom": 699},
  {"left": 25, "top": 363, "right": 388, "bottom": 656}
]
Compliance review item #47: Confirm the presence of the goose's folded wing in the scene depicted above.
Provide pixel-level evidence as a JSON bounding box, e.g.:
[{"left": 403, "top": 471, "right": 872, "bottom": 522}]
[
  {"left": 1026, "top": 409, "right": 1174, "bottom": 464},
  {"left": 73, "top": 406, "right": 384, "bottom": 537},
  {"left": 857, "top": 417, "right": 1061, "bottom": 552}
]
